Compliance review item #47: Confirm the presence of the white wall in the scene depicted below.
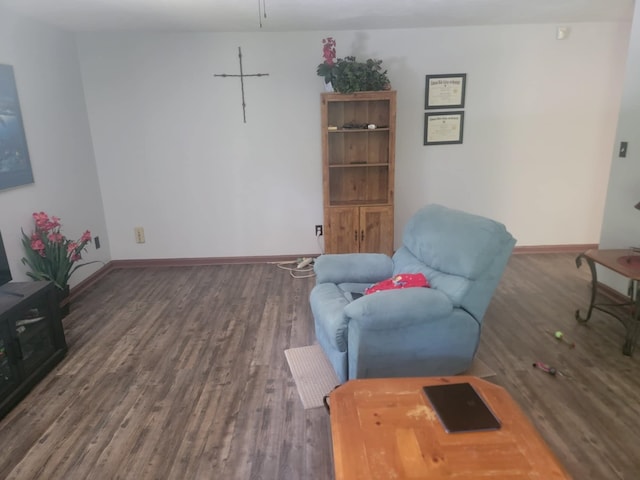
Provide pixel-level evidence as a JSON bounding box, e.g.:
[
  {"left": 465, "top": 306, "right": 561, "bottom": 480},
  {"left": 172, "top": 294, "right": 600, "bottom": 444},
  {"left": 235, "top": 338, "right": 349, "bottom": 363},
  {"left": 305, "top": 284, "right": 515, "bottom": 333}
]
[
  {"left": 599, "top": 3, "right": 640, "bottom": 292},
  {"left": 77, "top": 23, "right": 629, "bottom": 260},
  {"left": 387, "top": 23, "right": 627, "bottom": 245},
  {"left": 0, "top": 7, "right": 109, "bottom": 287}
]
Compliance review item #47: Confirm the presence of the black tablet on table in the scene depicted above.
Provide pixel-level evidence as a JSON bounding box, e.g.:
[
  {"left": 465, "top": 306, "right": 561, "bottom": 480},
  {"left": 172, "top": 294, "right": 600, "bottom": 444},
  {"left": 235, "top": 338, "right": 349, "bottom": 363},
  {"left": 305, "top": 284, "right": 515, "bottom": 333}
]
[{"left": 423, "top": 382, "right": 501, "bottom": 433}]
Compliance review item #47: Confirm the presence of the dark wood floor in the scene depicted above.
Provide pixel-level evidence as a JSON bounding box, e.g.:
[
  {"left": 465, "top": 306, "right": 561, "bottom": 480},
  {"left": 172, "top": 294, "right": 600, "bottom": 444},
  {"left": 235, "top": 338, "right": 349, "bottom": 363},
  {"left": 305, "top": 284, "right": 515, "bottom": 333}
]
[{"left": 0, "top": 254, "right": 639, "bottom": 479}]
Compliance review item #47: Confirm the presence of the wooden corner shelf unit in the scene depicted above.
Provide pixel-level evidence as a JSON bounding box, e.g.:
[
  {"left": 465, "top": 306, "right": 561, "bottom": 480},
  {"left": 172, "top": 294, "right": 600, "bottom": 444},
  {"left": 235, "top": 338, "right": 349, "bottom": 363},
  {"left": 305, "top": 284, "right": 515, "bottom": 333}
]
[{"left": 321, "top": 91, "right": 396, "bottom": 255}]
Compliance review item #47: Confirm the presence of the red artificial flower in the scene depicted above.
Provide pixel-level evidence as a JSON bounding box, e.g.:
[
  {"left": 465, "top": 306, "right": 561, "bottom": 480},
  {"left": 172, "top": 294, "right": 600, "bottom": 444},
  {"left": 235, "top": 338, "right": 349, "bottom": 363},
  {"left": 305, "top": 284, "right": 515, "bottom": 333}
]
[
  {"left": 33, "top": 212, "right": 50, "bottom": 230},
  {"left": 322, "top": 37, "right": 336, "bottom": 66},
  {"left": 47, "top": 232, "right": 64, "bottom": 244},
  {"left": 80, "top": 230, "right": 92, "bottom": 243},
  {"left": 30, "top": 238, "right": 46, "bottom": 256}
]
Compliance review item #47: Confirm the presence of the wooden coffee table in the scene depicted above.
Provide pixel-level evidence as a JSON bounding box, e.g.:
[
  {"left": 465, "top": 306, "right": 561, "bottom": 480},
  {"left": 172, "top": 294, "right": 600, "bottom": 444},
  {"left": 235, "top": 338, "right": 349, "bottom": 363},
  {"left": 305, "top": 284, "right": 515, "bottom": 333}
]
[{"left": 329, "top": 376, "right": 571, "bottom": 479}]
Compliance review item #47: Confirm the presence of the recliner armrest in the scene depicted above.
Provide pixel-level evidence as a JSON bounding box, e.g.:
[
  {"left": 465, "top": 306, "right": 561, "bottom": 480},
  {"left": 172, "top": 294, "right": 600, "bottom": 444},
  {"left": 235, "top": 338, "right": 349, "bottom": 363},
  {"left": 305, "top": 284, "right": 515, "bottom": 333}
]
[
  {"left": 343, "top": 287, "right": 453, "bottom": 330},
  {"left": 314, "top": 253, "right": 393, "bottom": 284}
]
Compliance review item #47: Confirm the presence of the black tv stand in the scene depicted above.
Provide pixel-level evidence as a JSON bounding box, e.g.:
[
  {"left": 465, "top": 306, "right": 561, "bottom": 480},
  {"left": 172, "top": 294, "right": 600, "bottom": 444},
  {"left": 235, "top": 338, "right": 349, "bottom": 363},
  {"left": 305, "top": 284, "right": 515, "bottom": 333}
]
[
  {"left": 0, "top": 281, "right": 67, "bottom": 419},
  {"left": 0, "top": 290, "right": 24, "bottom": 297}
]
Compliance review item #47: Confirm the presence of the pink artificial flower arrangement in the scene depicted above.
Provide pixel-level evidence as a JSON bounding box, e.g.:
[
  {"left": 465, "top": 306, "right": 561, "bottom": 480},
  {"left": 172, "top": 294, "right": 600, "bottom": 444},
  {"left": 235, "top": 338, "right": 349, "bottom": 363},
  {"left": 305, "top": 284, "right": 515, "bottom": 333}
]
[{"left": 21, "top": 212, "right": 96, "bottom": 290}]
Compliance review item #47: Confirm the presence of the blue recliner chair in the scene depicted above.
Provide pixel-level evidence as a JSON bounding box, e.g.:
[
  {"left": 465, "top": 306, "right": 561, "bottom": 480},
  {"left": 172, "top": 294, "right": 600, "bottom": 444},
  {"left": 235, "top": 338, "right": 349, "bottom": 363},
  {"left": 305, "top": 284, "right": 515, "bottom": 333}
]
[{"left": 309, "top": 204, "right": 516, "bottom": 383}]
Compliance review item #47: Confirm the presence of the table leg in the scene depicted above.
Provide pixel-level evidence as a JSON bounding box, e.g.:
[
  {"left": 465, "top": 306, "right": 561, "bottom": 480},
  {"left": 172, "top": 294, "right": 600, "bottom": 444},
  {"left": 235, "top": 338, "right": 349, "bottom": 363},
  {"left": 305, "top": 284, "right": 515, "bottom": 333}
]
[
  {"left": 623, "top": 335, "right": 637, "bottom": 355},
  {"left": 623, "top": 280, "right": 640, "bottom": 355},
  {"left": 575, "top": 253, "right": 597, "bottom": 323}
]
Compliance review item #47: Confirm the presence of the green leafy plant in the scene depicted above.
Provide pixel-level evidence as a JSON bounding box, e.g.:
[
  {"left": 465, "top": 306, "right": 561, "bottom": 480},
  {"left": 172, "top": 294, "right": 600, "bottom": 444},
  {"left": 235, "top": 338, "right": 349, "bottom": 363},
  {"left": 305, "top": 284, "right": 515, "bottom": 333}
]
[
  {"left": 316, "top": 38, "right": 390, "bottom": 93},
  {"left": 21, "top": 212, "right": 98, "bottom": 290},
  {"left": 332, "top": 56, "right": 390, "bottom": 93}
]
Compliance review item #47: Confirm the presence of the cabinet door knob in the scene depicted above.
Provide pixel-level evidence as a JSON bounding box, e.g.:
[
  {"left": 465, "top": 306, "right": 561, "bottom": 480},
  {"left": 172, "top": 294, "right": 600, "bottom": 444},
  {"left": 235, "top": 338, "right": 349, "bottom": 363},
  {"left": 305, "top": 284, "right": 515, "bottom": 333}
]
[
  {"left": 361, "top": 230, "right": 365, "bottom": 242},
  {"left": 354, "top": 230, "right": 358, "bottom": 242}
]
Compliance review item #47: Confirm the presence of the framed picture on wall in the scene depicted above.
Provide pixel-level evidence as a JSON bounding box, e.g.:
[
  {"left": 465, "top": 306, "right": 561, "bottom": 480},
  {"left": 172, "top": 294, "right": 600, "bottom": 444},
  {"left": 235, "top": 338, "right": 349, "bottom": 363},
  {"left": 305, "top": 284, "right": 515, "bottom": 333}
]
[
  {"left": 424, "top": 111, "right": 464, "bottom": 145},
  {"left": 425, "top": 73, "right": 467, "bottom": 109},
  {"left": 0, "top": 64, "right": 34, "bottom": 191}
]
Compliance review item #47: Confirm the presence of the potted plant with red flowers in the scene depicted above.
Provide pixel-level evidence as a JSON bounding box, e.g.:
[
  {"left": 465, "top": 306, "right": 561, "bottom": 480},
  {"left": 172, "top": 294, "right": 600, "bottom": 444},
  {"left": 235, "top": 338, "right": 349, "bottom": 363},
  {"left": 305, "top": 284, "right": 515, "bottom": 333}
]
[
  {"left": 316, "top": 37, "right": 390, "bottom": 93},
  {"left": 21, "top": 212, "right": 99, "bottom": 316}
]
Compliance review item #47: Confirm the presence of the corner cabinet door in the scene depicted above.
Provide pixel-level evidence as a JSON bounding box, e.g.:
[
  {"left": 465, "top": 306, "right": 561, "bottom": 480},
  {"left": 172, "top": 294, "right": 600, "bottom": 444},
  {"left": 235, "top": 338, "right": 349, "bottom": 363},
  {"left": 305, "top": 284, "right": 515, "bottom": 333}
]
[
  {"left": 0, "top": 325, "right": 20, "bottom": 402},
  {"left": 326, "top": 207, "right": 359, "bottom": 254},
  {"left": 359, "top": 206, "right": 394, "bottom": 255}
]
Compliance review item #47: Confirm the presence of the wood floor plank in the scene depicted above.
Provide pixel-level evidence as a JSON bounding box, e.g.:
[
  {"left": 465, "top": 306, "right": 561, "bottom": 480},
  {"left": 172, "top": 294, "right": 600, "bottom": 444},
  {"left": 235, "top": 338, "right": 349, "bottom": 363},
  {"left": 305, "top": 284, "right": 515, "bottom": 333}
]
[{"left": 0, "top": 255, "right": 639, "bottom": 479}]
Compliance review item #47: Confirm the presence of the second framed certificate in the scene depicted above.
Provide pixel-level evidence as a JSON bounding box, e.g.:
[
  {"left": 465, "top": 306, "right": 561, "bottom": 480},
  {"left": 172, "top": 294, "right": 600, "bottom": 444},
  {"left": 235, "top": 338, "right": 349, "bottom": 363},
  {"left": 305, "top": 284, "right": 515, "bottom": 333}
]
[
  {"left": 424, "top": 111, "right": 464, "bottom": 145},
  {"left": 425, "top": 73, "right": 466, "bottom": 109}
]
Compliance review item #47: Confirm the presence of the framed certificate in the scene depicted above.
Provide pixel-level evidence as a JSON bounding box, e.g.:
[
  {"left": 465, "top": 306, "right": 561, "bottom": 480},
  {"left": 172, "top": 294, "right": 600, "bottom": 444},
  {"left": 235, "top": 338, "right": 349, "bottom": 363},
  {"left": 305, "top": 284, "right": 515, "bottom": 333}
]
[
  {"left": 425, "top": 73, "right": 466, "bottom": 109},
  {"left": 424, "top": 111, "right": 464, "bottom": 145}
]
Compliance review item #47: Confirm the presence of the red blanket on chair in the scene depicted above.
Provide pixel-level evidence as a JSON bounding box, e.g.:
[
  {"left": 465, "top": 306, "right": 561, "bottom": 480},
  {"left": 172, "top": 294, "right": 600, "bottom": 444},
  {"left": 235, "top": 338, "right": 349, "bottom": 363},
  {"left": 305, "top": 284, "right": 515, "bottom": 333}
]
[{"left": 365, "top": 273, "right": 430, "bottom": 295}]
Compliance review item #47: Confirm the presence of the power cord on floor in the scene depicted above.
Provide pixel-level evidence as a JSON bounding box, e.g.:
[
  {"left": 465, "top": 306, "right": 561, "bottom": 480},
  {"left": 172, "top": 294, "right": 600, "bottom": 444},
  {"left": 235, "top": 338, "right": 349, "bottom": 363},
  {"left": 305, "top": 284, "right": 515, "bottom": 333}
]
[
  {"left": 275, "top": 258, "right": 316, "bottom": 278},
  {"left": 270, "top": 231, "right": 323, "bottom": 278}
]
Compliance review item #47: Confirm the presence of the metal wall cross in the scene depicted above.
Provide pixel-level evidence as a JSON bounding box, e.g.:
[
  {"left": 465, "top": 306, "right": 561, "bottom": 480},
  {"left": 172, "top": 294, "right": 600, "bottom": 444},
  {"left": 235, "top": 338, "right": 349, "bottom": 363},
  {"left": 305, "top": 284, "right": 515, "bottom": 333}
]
[{"left": 213, "top": 47, "right": 269, "bottom": 123}]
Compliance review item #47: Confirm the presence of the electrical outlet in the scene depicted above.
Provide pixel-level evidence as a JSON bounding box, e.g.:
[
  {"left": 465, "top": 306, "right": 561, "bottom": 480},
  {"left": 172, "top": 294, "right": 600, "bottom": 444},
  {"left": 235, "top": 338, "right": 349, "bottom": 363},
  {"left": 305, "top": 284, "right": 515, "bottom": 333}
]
[
  {"left": 315, "top": 225, "right": 323, "bottom": 236},
  {"left": 94, "top": 236, "right": 101, "bottom": 249},
  {"left": 620, "top": 141, "right": 628, "bottom": 158},
  {"left": 134, "top": 227, "right": 145, "bottom": 244}
]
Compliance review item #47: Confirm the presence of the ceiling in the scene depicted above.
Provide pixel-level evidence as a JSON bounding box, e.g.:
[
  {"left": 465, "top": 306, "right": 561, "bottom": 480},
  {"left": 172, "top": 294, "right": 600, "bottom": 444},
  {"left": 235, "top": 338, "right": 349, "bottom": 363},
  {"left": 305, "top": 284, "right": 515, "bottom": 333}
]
[{"left": 0, "top": 0, "right": 635, "bottom": 32}]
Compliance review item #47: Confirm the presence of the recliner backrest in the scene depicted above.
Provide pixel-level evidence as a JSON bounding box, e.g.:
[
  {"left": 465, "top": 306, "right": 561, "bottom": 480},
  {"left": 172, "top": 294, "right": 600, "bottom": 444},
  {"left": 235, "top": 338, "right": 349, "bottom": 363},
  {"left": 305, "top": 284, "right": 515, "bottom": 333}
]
[{"left": 393, "top": 204, "right": 515, "bottom": 322}]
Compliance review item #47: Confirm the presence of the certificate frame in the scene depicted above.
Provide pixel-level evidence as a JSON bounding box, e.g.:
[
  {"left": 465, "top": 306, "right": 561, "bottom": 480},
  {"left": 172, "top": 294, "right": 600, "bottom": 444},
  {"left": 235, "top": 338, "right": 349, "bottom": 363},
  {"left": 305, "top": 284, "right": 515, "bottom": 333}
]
[
  {"left": 425, "top": 73, "right": 467, "bottom": 110},
  {"left": 424, "top": 111, "right": 464, "bottom": 145}
]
